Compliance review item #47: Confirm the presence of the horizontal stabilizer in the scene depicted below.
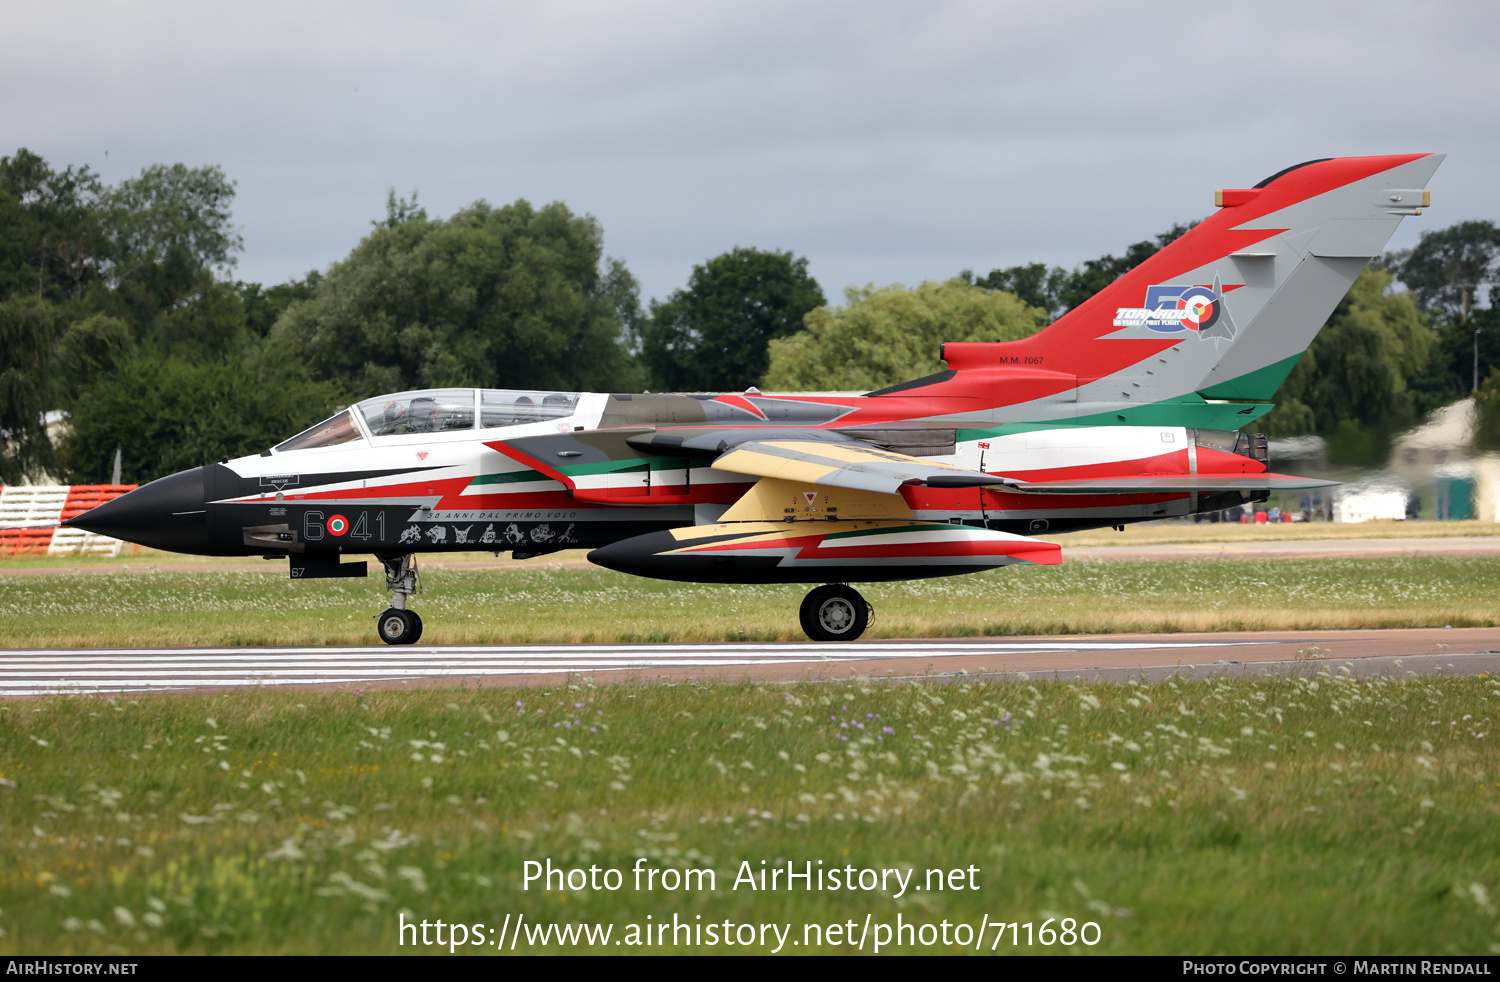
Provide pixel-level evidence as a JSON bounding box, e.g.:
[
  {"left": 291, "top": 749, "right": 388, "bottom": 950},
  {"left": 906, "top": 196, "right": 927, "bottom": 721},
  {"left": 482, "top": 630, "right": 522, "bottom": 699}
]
[
  {"left": 1011, "top": 473, "right": 1340, "bottom": 494},
  {"left": 712, "top": 440, "right": 1015, "bottom": 494}
]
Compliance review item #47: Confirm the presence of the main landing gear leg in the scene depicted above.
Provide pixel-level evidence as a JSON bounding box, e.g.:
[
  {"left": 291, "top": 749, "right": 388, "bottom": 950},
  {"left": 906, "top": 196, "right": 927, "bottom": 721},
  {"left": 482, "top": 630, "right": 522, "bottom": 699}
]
[
  {"left": 375, "top": 553, "right": 423, "bottom": 645},
  {"left": 799, "top": 584, "right": 870, "bottom": 642}
]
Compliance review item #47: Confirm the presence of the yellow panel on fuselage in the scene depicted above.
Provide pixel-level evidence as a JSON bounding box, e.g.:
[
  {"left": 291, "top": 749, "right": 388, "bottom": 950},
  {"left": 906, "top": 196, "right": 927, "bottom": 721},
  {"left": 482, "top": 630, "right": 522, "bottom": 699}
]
[{"left": 718, "top": 477, "right": 915, "bottom": 523}]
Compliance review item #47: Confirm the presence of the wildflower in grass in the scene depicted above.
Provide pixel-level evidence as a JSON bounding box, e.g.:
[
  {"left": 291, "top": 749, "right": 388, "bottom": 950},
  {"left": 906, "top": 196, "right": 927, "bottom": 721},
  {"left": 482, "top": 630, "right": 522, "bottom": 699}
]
[
  {"left": 113, "top": 907, "right": 135, "bottom": 927},
  {"left": 1464, "top": 882, "right": 1495, "bottom": 914}
]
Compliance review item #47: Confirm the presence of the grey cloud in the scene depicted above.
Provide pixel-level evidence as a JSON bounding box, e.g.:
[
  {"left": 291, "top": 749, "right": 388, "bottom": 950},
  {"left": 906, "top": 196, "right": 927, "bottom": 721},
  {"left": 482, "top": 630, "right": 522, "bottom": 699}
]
[{"left": 2, "top": 0, "right": 1495, "bottom": 303}]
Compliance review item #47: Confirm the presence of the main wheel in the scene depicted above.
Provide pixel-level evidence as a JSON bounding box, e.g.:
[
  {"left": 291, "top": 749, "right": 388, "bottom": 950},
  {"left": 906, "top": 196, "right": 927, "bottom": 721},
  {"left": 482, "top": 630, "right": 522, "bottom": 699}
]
[
  {"left": 377, "top": 608, "right": 423, "bottom": 645},
  {"left": 799, "top": 584, "right": 869, "bottom": 642}
]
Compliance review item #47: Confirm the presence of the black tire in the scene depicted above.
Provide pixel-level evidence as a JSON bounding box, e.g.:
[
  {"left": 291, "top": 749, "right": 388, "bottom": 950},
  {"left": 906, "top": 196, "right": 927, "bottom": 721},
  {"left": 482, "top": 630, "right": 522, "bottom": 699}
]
[
  {"left": 377, "top": 608, "right": 421, "bottom": 645},
  {"left": 799, "top": 584, "right": 869, "bottom": 642}
]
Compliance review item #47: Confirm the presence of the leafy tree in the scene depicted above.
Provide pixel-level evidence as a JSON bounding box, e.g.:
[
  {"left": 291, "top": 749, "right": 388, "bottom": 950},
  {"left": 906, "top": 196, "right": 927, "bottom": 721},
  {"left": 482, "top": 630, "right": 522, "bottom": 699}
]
[
  {"left": 1398, "top": 296, "right": 1500, "bottom": 416},
  {"left": 238, "top": 272, "right": 322, "bottom": 338},
  {"left": 640, "top": 247, "right": 825, "bottom": 392},
  {"left": 99, "top": 163, "right": 241, "bottom": 308},
  {"left": 1259, "top": 268, "right": 1430, "bottom": 461},
  {"left": 0, "top": 297, "right": 63, "bottom": 482},
  {"left": 971, "top": 224, "right": 1195, "bottom": 320},
  {"left": 1389, "top": 221, "right": 1500, "bottom": 396},
  {"left": 1395, "top": 220, "right": 1500, "bottom": 328},
  {"left": 272, "top": 195, "right": 641, "bottom": 395},
  {"left": 2, "top": 151, "right": 249, "bottom": 359},
  {"left": 0, "top": 149, "right": 311, "bottom": 483},
  {"left": 53, "top": 312, "right": 133, "bottom": 391},
  {"left": 967, "top": 262, "right": 1063, "bottom": 318},
  {"left": 147, "top": 275, "right": 253, "bottom": 362},
  {"left": 56, "top": 351, "right": 347, "bottom": 485},
  {"left": 763, "top": 279, "right": 1048, "bottom": 392},
  {"left": 0, "top": 148, "right": 106, "bottom": 303}
]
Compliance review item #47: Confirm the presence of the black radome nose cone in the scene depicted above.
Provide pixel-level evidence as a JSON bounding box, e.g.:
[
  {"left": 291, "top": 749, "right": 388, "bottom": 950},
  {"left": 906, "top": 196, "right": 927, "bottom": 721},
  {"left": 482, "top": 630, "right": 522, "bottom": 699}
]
[{"left": 63, "top": 466, "right": 213, "bottom": 554}]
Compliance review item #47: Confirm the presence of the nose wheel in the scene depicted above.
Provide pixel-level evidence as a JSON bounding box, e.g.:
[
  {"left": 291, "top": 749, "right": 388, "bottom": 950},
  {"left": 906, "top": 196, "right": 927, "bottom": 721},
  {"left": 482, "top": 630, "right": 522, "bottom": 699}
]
[
  {"left": 375, "top": 553, "right": 423, "bottom": 645},
  {"left": 378, "top": 607, "right": 424, "bottom": 645},
  {"left": 799, "top": 584, "right": 870, "bottom": 642}
]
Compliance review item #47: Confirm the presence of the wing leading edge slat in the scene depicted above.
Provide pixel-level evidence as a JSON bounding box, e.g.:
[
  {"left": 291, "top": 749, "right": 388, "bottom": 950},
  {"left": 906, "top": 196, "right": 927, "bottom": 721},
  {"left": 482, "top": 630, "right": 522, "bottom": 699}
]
[{"left": 710, "top": 440, "right": 1017, "bottom": 495}]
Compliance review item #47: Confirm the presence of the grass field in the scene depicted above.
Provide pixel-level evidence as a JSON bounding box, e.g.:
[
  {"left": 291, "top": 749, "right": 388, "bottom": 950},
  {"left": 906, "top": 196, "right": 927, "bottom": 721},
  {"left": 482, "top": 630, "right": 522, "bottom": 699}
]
[
  {"left": 1, "top": 673, "right": 1496, "bottom": 955},
  {"left": 2, "top": 555, "right": 1499, "bottom": 647},
  {"left": 1045, "top": 519, "right": 1500, "bottom": 548}
]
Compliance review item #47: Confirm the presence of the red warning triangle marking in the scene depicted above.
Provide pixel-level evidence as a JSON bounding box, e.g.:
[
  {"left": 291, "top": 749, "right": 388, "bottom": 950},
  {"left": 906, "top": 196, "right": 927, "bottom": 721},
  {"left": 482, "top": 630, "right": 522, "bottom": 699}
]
[
  {"left": 803, "top": 492, "right": 818, "bottom": 505},
  {"left": 416, "top": 452, "right": 429, "bottom": 461}
]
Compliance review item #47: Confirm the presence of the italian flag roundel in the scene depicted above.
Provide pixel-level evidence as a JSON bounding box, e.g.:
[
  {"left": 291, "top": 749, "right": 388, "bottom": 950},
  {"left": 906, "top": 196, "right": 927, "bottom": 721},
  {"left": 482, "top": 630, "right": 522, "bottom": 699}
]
[{"left": 328, "top": 514, "right": 349, "bottom": 537}]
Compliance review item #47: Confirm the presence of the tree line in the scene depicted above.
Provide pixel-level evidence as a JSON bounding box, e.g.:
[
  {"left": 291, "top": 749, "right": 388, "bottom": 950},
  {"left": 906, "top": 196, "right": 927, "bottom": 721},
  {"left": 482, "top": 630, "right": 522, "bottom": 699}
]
[{"left": 2, "top": 147, "right": 1497, "bottom": 484}]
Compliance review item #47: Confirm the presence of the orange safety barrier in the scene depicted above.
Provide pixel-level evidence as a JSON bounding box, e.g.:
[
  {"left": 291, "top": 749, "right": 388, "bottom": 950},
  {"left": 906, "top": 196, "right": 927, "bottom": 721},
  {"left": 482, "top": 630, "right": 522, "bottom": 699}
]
[
  {"left": 0, "top": 527, "right": 58, "bottom": 557},
  {"left": 0, "top": 485, "right": 138, "bottom": 558},
  {"left": 60, "top": 484, "right": 138, "bottom": 522}
]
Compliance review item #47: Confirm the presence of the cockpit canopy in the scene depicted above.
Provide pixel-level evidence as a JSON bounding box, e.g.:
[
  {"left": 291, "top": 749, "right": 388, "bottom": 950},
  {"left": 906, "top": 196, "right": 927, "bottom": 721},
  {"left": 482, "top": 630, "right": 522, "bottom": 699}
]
[
  {"left": 358, "top": 388, "right": 477, "bottom": 436},
  {"left": 272, "top": 387, "right": 582, "bottom": 452}
]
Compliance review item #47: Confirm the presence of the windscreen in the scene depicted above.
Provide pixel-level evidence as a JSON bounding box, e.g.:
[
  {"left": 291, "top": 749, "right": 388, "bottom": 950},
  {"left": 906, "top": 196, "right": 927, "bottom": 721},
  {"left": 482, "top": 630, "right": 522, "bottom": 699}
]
[
  {"left": 274, "top": 410, "right": 363, "bottom": 452},
  {"left": 480, "top": 389, "right": 580, "bottom": 427},
  {"left": 358, "top": 389, "right": 477, "bottom": 437}
]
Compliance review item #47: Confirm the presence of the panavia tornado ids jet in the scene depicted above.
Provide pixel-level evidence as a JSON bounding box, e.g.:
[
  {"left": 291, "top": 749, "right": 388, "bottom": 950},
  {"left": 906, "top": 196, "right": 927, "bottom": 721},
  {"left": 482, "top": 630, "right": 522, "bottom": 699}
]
[{"left": 68, "top": 153, "right": 1443, "bottom": 644}]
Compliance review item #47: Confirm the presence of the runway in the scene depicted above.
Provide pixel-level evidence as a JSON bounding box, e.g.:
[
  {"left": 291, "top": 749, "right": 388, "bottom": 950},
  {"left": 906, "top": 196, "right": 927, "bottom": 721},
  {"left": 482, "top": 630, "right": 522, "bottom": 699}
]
[{"left": 4, "top": 627, "right": 1498, "bottom": 696}]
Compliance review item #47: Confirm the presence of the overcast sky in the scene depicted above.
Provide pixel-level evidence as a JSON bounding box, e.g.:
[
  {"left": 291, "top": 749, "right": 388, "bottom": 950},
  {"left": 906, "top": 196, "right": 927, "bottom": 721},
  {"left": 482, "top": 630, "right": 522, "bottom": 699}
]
[{"left": 4, "top": 1, "right": 1495, "bottom": 306}]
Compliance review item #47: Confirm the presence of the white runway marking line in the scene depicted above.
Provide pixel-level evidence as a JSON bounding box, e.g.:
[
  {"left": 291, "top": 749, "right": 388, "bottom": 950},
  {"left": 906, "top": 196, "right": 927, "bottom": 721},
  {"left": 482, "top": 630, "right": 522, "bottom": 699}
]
[{"left": 0, "top": 639, "right": 1275, "bottom": 695}]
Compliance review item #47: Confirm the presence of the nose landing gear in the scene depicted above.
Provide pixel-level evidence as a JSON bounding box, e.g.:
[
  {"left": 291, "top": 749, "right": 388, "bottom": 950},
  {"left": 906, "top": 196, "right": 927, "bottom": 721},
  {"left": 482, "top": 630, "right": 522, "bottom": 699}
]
[
  {"left": 375, "top": 553, "right": 423, "bottom": 645},
  {"left": 799, "top": 584, "right": 870, "bottom": 642}
]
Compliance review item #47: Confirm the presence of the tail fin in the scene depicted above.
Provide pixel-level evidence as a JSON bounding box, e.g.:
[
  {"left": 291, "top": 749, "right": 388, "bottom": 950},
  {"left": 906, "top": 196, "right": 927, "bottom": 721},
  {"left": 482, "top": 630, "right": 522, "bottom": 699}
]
[{"left": 946, "top": 154, "right": 1444, "bottom": 427}]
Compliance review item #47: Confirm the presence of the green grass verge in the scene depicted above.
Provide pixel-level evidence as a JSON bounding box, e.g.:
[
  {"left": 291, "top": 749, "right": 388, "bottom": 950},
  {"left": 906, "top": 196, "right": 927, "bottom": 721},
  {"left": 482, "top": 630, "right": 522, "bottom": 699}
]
[
  {"left": 1, "top": 673, "right": 1497, "bottom": 954},
  {"left": 3, "top": 556, "right": 1500, "bottom": 647}
]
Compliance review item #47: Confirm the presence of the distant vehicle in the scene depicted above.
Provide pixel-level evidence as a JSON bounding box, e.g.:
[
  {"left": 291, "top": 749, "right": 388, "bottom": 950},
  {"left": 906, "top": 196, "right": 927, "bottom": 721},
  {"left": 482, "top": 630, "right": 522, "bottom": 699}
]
[{"left": 69, "top": 154, "right": 1442, "bottom": 644}]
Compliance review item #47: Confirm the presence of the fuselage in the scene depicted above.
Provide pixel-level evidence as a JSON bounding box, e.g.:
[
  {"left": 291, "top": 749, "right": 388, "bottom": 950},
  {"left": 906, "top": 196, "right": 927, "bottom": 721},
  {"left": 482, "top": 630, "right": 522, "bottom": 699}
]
[{"left": 68, "top": 384, "right": 1271, "bottom": 561}]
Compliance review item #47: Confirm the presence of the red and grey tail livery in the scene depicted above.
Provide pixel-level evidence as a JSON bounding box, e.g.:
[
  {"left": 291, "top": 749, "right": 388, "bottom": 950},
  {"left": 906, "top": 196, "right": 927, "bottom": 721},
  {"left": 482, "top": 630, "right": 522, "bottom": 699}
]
[
  {"left": 886, "top": 153, "right": 1445, "bottom": 430},
  {"left": 63, "top": 155, "right": 1439, "bottom": 643}
]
